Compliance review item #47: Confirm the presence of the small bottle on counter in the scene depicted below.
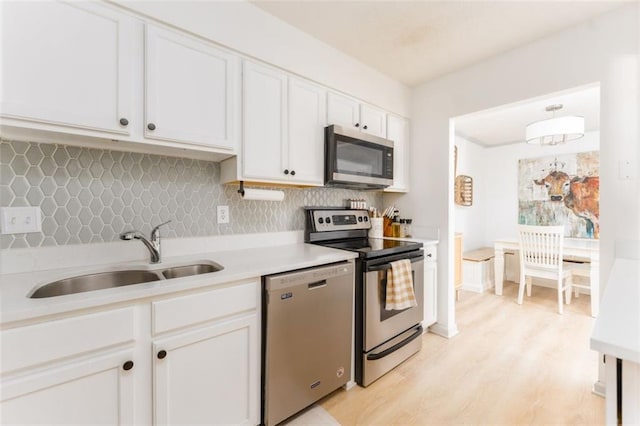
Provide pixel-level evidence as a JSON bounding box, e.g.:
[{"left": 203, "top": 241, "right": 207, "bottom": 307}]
[
  {"left": 398, "top": 219, "right": 407, "bottom": 238},
  {"left": 392, "top": 216, "right": 401, "bottom": 238},
  {"left": 405, "top": 219, "right": 413, "bottom": 238}
]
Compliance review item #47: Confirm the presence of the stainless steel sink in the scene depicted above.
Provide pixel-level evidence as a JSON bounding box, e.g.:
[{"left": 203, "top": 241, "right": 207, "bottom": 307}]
[
  {"left": 161, "top": 262, "right": 224, "bottom": 279},
  {"left": 30, "top": 270, "right": 162, "bottom": 299}
]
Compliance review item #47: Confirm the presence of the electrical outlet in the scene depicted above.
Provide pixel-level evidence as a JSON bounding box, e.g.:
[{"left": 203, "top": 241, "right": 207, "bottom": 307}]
[
  {"left": 0, "top": 207, "right": 42, "bottom": 234},
  {"left": 217, "top": 205, "right": 230, "bottom": 224}
]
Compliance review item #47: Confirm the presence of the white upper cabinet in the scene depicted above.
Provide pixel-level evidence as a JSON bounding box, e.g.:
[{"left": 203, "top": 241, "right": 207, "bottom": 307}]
[
  {"left": 327, "top": 92, "right": 387, "bottom": 138},
  {"left": 287, "top": 78, "right": 326, "bottom": 185},
  {"left": 360, "top": 104, "right": 387, "bottom": 138},
  {"left": 145, "top": 25, "right": 239, "bottom": 150},
  {"left": 327, "top": 93, "right": 360, "bottom": 130},
  {"left": 241, "top": 61, "right": 288, "bottom": 181},
  {"left": 385, "top": 114, "right": 410, "bottom": 192},
  {"left": 231, "top": 61, "right": 325, "bottom": 186},
  {"left": 0, "top": 1, "right": 134, "bottom": 134}
]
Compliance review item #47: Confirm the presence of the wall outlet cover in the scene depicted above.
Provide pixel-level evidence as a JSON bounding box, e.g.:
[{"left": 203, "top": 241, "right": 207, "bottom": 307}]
[
  {"left": 217, "top": 205, "right": 230, "bottom": 224},
  {"left": 0, "top": 207, "right": 42, "bottom": 234}
]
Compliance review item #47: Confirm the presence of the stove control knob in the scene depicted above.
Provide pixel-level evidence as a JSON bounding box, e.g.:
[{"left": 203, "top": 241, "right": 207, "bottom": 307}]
[
  {"left": 364, "top": 216, "right": 369, "bottom": 222},
  {"left": 358, "top": 216, "right": 363, "bottom": 222},
  {"left": 325, "top": 217, "right": 331, "bottom": 224},
  {"left": 318, "top": 217, "right": 324, "bottom": 224}
]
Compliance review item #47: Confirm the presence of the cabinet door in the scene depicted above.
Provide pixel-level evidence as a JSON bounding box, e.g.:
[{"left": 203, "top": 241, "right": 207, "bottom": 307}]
[
  {"left": 327, "top": 92, "right": 360, "bottom": 130},
  {"left": 287, "top": 78, "right": 326, "bottom": 185},
  {"left": 145, "top": 25, "right": 239, "bottom": 150},
  {"left": 153, "top": 314, "right": 259, "bottom": 426},
  {"left": 0, "top": 349, "right": 135, "bottom": 425},
  {"left": 423, "top": 260, "right": 438, "bottom": 327},
  {"left": 360, "top": 104, "right": 387, "bottom": 138},
  {"left": 242, "top": 61, "right": 288, "bottom": 181},
  {"left": 0, "top": 1, "right": 134, "bottom": 134},
  {"left": 385, "top": 115, "right": 410, "bottom": 192}
]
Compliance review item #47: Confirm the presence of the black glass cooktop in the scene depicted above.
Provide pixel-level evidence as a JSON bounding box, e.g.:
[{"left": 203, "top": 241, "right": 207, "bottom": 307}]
[{"left": 316, "top": 238, "right": 422, "bottom": 259}]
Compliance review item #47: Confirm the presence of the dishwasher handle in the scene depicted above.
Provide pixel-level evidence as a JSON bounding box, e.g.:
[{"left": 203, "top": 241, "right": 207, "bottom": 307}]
[{"left": 308, "top": 279, "right": 327, "bottom": 290}]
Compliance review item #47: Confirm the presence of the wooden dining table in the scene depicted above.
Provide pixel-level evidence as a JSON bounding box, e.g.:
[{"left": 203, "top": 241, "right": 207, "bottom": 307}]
[{"left": 494, "top": 238, "right": 600, "bottom": 317}]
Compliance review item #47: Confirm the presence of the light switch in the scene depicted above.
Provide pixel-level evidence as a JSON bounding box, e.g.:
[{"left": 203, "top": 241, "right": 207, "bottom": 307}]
[{"left": 0, "top": 207, "right": 42, "bottom": 234}]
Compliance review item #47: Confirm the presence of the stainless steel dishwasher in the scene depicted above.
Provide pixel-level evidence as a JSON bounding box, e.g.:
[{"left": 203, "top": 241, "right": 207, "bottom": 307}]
[{"left": 262, "top": 261, "right": 354, "bottom": 426}]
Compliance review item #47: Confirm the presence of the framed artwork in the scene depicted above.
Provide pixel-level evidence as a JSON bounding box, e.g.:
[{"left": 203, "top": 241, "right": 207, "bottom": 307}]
[{"left": 518, "top": 151, "right": 599, "bottom": 239}]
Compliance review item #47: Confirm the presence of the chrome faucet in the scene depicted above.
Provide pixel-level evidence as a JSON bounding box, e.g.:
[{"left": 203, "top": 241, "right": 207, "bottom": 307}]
[{"left": 120, "top": 220, "right": 171, "bottom": 264}]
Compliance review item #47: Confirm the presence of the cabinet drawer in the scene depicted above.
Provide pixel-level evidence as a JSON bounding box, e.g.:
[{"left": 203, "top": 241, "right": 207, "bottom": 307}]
[
  {"left": 424, "top": 244, "right": 437, "bottom": 261},
  {"left": 1, "top": 307, "right": 136, "bottom": 375},
  {"left": 152, "top": 280, "right": 258, "bottom": 335}
]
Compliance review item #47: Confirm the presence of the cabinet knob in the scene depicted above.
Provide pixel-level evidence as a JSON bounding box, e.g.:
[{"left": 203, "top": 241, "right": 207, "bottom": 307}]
[
  {"left": 157, "top": 350, "right": 167, "bottom": 359},
  {"left": 363, "top": 125, "right": 368, "bottom": 130},
  {"left": 284, "top": 169, "right": 289, "bottom": 175},
  {"left": 147, "top": 123, "right": 156, "bottom": 131},
  {"left": 119, "top": 118, "right": 129, "bottom": 126},
  {"left": 354, "top": 123, "right": 360, "bottom": 128},
  {"left": 290, "top": 170, "right": 296, "bottom": 176},
  {"left": 123, "top": 360, "right": 134, "bottom": 371}
]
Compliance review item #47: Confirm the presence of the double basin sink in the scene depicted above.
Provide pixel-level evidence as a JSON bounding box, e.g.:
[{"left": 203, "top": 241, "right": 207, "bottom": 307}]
[{"left": 30, "top": 262, "right": 224, "bottom": 299}]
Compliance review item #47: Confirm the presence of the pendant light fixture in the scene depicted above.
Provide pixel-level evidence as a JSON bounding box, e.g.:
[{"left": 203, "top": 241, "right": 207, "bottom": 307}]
[{"left": 525, "top": 104, "right": 584, "bottom": 145}]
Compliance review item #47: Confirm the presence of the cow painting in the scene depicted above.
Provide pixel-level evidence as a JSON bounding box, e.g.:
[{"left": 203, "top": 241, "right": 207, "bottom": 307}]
[{"left": 534, "top": 171, "right": 600, "bottom": 238}]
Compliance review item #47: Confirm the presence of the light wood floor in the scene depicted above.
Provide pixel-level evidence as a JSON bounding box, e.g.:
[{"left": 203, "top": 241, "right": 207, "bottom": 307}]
[{"left": 320, "top": 282, "right": 604, "bottom": 425}]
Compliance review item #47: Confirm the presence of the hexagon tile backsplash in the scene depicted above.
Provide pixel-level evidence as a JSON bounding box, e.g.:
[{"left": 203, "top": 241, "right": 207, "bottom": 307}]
[{"left": 0, "top": 140, "right": 383, "bottom": 249}]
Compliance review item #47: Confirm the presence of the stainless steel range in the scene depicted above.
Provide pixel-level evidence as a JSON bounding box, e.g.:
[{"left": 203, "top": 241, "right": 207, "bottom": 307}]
[{"left": 305, "top": 207, "right": 424, "bottom": 387}]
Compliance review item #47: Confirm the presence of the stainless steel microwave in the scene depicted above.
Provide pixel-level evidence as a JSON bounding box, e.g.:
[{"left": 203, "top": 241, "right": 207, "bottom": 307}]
[{"left": 324, "top": 125, "right": 394, "bottom": 189}]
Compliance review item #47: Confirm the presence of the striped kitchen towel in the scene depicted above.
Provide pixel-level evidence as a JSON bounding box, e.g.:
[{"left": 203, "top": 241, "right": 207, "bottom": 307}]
[{"left": 385, "top": 259, "right": 417, "bottom": 310}]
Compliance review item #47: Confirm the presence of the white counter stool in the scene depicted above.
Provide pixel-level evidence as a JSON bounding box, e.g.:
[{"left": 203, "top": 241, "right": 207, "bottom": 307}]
[{"left": 517, "top": 225, "right": 576, "bottom": 314}]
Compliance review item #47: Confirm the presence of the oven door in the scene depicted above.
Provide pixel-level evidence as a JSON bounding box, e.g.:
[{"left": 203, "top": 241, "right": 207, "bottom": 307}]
[{"left": 363, "top": 251, "right": 424, "bottom": 352}]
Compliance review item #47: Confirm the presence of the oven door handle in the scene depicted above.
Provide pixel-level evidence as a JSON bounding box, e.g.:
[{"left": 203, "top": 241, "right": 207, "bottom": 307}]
[
  {"left": 366, "top": 254, "right": 424, "bottom": 272},
  {"left": 366, "top": 325, "right": 423, "bottom": 361}
]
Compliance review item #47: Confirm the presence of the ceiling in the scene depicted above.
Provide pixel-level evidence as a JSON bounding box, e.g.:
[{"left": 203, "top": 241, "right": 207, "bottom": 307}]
[
  {"left": 454, "top": 85, "right": 600, "bottom": 146},
  {"left": 252, "top": 1, "right": 626, "bottom": 87}
]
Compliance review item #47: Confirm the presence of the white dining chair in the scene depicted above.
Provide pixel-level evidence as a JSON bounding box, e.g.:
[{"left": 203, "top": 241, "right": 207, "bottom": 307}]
[{"left": 517, "top": 225, "right": 574, "bottom": 314}]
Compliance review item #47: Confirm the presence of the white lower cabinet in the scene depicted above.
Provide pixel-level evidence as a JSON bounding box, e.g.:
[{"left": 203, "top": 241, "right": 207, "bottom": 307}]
[
  {"left": 0, "top": 279, "right": 260, "bottom": 426},
  {"left": 423, "top": 243, "right": 438, "bottom": 327},
  {"left": 1, "top": 349, "right": 136, "bottom": 425},
  {"left": 153, "top": 314, "right": 259, "bottom": 425},
  {"left": 0, "top": 307, "right": 138, "bottom": 425}
]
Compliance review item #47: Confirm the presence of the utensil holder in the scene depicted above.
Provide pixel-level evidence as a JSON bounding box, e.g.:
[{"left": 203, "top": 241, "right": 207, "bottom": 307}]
[
  {"left": 383, "top": 217, "right": 393, "bottom": 237},
  {"left": 369, "top": 217, "right": 383, "bottom": 238}
]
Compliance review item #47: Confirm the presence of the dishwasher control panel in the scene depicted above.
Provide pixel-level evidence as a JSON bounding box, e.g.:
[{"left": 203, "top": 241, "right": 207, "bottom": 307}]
[{"left": 265, "top": 262, "right": 353, "bottom": 291}]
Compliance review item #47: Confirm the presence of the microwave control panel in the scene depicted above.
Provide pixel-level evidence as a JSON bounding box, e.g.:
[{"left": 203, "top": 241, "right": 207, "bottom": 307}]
[{"left": 311, "top": 209, "right": 370, "bottom": 232}]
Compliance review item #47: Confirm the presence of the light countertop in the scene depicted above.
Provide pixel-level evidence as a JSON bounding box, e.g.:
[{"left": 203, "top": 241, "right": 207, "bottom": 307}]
[
  {"left": 0, "top": 243, "right": 357, "bottom": 326},
  {"left": 590, "top": 258, "right": 640, "bottom": 363}
]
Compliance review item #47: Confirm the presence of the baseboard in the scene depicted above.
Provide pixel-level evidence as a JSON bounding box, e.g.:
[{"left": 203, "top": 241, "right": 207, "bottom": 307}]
[
  {"left": 429, "top": 323, "right": 459, "bottom": 338},
  {"left": 461, "top": 282, "right": 484, "bottom": 293},
  {"left": 592, "top": 379, "right": 606, "bottom": 397}
]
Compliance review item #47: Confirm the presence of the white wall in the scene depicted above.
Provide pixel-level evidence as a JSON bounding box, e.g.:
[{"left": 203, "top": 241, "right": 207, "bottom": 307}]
[
  {"left": 453, "top": 135, "right": 487, "bottom": 251},
  {"left": 386, "top": 4, "right": 639, "bottom": 338},
  {"left": 454, "top": 131, "right": 600, "bottom": 251},
  {"left": 114, "top": 0, "right": 411, "bottom": 117}
]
